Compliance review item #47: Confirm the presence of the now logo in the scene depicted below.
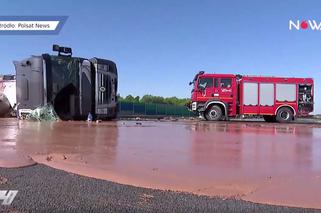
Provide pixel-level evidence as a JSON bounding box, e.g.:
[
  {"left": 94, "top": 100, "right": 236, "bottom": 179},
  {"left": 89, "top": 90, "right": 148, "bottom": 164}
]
[{"left": 289, "top": 20, "right": 321, "bottom": 30}]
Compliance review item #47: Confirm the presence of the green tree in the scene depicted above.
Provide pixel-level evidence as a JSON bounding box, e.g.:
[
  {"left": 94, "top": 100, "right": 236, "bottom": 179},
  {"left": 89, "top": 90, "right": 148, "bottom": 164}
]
[
  {"left": 120, "top": 94, "right": 190, "bottom": 106},
  {"left": 124, "top": 95, "right": 135, "bottom": 102},
  {"left": 134, "top": 96, "right": 140, "bottom": 103},
  {"left": 117, "top": 94, "right": 124, "bottom": 101}
]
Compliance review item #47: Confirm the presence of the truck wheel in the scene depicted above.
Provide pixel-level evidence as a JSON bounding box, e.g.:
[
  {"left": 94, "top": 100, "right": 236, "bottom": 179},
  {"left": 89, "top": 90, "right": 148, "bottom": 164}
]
[
  {"left": 276, "top": 107, "right": 293, "bottom": 123},
  {"left": 205, "top": 105, "right": 222, "bottom": 121},
  {"left": 263, "top": 115, "right": 276, "bottom": 122}
]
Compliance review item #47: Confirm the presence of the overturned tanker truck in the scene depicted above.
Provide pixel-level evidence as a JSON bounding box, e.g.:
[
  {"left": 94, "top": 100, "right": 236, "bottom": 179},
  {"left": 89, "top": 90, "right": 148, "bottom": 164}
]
[
  {"left": 14, "top": 45, "right": 118, "bottom": 120},
  {"left": 189, "top": 71, "right": 314, "bottom": 123}
]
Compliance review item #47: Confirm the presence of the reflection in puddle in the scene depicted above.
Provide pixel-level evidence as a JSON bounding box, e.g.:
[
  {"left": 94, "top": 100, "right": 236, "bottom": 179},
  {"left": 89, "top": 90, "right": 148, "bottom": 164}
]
[{"left": 1, "top": 118, "right": 321, "bottom": 208}]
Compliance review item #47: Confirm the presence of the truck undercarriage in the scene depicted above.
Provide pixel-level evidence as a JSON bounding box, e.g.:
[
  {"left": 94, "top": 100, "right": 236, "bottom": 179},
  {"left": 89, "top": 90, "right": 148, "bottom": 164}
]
[{"left": 13, "top": 45, "right": 118, "bottom": 121}]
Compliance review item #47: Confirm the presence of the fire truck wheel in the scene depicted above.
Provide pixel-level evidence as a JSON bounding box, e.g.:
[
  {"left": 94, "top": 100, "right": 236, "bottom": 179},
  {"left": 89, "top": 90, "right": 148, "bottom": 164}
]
[
  {"left": 276, "top": 107, "right": 293, "bottom": 123},
  {"left": 205, "top": 105, "right": 223, "bottom": 121}
]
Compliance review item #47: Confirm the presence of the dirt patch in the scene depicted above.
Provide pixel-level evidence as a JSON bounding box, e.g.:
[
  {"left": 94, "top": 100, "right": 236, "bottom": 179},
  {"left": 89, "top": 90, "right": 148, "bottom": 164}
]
[{"left": 0, "top": 176, "right": 7, "bottom": 184}]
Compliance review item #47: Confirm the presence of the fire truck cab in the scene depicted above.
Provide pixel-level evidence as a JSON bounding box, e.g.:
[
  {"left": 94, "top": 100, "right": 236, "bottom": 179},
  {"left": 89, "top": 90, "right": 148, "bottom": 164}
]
[{"left": 190, "top": 71, "right": 314, "bottom": 123}]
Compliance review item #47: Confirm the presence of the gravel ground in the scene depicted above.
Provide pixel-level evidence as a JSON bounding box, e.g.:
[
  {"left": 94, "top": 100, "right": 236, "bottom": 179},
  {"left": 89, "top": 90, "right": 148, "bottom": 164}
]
[{"left": 0, "top": 164, "right": 320, "bottom": 213}]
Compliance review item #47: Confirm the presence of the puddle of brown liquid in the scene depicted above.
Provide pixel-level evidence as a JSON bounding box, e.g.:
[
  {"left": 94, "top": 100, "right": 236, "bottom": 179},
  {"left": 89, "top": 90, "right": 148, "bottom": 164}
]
[{"left": 1, "top": 118, "right": 321, "bottom": 209}]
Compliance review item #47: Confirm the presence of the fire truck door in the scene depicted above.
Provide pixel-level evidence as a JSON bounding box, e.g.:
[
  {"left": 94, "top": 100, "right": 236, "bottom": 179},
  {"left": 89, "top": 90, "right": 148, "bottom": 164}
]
[
  {"left": 218, "top": 78, "right": 235, "bottom": 114},
  {"left": 219, "top": 78, "right": 233, "bottom": 98},
  {"left": 197, "top": 77, "right": 214, "bottom": 98}
]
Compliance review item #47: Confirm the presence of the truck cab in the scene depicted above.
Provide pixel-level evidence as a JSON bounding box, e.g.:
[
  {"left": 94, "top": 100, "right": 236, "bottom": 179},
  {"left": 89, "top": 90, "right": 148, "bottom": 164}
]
[{"left": 190, "top": 72, "right": 238, "bottom": 120}]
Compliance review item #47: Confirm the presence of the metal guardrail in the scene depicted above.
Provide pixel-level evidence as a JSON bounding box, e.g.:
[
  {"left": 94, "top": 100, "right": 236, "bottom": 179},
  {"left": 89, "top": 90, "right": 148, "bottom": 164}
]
[{"left": 118, "top": 101, "right": 195, "bottom": 117}]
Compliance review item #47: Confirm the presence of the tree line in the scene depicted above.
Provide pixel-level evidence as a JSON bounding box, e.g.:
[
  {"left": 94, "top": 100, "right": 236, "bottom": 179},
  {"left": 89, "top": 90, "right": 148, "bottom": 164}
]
[{"left": 118, "top": 94, "right": 190, "bottom": 106}]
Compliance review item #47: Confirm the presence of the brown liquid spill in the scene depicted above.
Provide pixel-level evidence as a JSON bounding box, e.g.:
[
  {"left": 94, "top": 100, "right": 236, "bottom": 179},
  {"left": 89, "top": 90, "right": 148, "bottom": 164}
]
[{"left": 1, "top": 118, "right": 321, "bottom": 209}]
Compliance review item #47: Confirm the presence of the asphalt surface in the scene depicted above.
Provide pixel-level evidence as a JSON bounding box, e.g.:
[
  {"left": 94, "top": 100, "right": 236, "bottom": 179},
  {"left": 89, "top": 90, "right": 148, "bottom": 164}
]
[{"left": 0, "top": 165, "right": 320, "bottom": 213}]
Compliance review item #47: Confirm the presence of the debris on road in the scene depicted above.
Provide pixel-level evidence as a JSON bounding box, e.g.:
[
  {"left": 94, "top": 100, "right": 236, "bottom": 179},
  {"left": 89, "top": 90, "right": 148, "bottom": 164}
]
[
  {"left": 25, "top": 104, "right": 58, "bottom": 121},
  {"left": 0, "top": 176, "right": 7, "bottom": 185}
]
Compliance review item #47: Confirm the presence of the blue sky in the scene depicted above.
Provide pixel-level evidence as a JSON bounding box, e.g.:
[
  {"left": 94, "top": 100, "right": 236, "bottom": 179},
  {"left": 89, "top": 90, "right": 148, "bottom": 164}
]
[{"left": 0, "top": 0, "right": 320, "bottom": 113}]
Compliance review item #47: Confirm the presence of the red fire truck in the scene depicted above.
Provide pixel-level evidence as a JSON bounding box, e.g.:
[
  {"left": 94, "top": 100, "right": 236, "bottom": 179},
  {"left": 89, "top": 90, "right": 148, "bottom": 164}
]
[{"left": 189, "top": 71, "right": 314, "bottom": 122}]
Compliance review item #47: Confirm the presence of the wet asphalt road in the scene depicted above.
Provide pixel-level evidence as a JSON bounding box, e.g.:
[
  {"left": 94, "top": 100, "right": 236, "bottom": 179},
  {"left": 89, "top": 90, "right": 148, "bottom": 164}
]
[{"left": 0, "top": 164, "right": 320, "bottom": 213}]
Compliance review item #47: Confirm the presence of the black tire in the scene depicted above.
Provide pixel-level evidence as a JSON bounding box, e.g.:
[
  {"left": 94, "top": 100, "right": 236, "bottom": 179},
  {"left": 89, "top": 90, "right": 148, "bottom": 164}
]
[
  {"left": 276, "top": 107, "right": 294, "bottom": 123},
  {"left": 263, "top": 115, "right": 276, "bottom": 122},
  {"left": 205, "top": 105, "right": 223, "bottom": 121}
]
